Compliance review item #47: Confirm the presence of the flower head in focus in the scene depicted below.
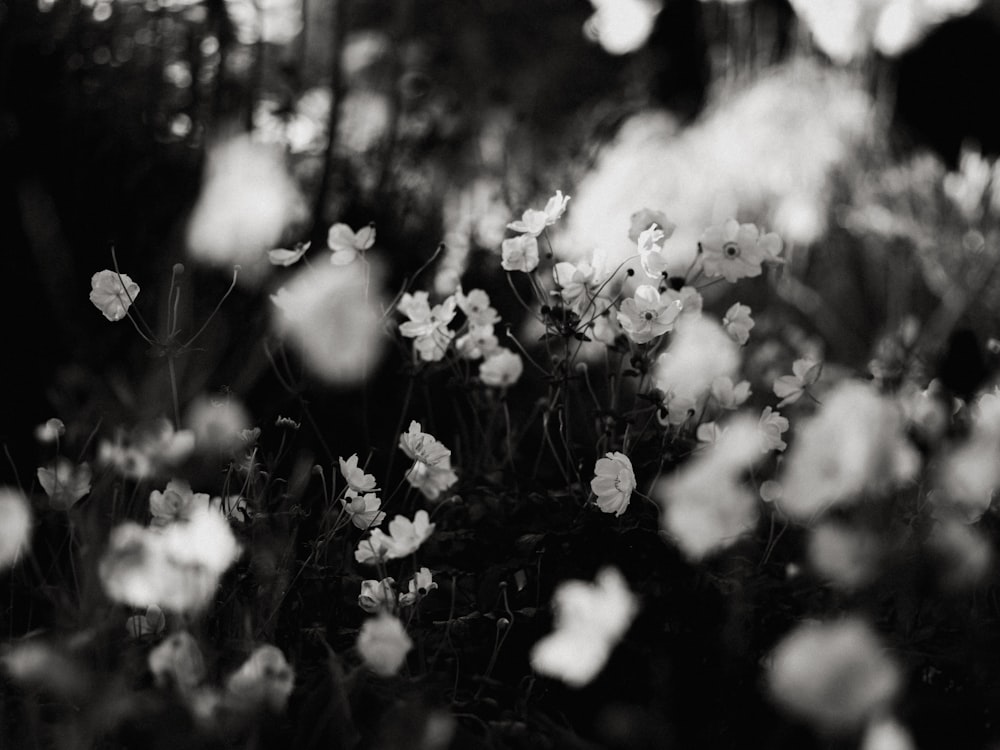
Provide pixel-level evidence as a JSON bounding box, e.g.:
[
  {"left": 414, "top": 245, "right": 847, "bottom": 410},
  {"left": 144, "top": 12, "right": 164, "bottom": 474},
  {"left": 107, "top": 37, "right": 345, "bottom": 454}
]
[
  {"left": 328, "top": 222, "right": 376, "bottom": 266},
  {"left": 617, "top": 286, "right": 683, "bottom": 344},
  {"left": 456, "top": 288, "right": 501, "bottom": 327},
  {"left": 382, "top": 510, "right": 436, "bottom": 559},
  {"left": 699, "top": 219, "right": 782, "bottom": 283},
  {"left": 530, "top": 567, "right": 638, "bottom": 687},
  {"left": 501, "top": 235, "right": 540, "bottom": 273},
  {"left": 339, "top": 454, "right": 378, "bottom": 494},
  {"left": 399, "top": 567, "right": 437, "bottom": 607},
  {"left": 758, "top": 406, "right": 789, "bottom": 452},
  {"left": 399, "top": 422, "right": 451, "bottom": 467},
  {"left": 637, "top": 223, "right": 672, "bottom": 279},
  {"left": 342, "top": 490, "right": 386, "bottom": 530},
  {"left": 553, "top": 261, "right": 599, "bottom": 314},
  {"left": 90, "top": 270, "right": 140, "bottom": 322},
  {"left": 590, "top": 452, "right": 635, "bottom": 517},
  {"left": 722, "top": 303, "right": 754, "bottom": 346},
  {"left": 507, "top": 190, "right": 570, "bottom": 236},
  {"left": 404, "top": 460, "right": 458, "bottom": 501},
  {"left": 398, "top": 293, "right": 457, "bottom": 362},
  {"left": 357, "top": 612, "right": 413, "bottom": 677}
]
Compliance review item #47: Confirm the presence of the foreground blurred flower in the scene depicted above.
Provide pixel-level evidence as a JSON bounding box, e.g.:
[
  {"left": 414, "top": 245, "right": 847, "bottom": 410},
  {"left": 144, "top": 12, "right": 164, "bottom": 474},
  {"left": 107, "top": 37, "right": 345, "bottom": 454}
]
[
  {"left": 100, "top": 507, "right": 242, "bottom": 613},
  {"left": 501, "top": 234, "right": 540, "bottom": 273},
  {"left": 530, "top": 567, "right": 638, "bottom": 687},
  {"left": 359, "top": 577, "right": 397, "bottom": 613},
  {"left": 89, "top": 270, "right": 139, "bottom": 322},
  {"left": 657, "top": 417, "right": 765, "bottom": 559},
  {"left": 225, "top": 645, "right": 295, "bottom": 712},
  {"left": 271, "top": 260, "right": 386, "bottom": 384},
  {"left": 699, "top": 220, "right": 781, "bottom": 283},
  {"left": 935, "top": 390, "right": 1000, "bottom": 522},
  {"left": 185, "top": 394, "right": 250, "bottom": 454},
  {"left": 591, "top": 452, "right": 635, "bottom": 517},
  {"left": 357, "top": 612, "right": 413, "bottom": 676},
  {"left": 767, "top": 617, "right": 901, "bottom": 732},
  {"left": 0, "top": 639, "right": 89, "bottom": 699},
  {"left": 36, "top": 459, "right": 91, "bottom": 510},
  {"left": 149, "top": 631, "right": 206, "bottom": 691},
  {"left": 584, "top": 0, "right": 662, "bottom": 55},
  {"left": 479, "top": 349, "right": 524, "bottom": 388},
  {"left": 653, "top": 316, "right": 740, "bottom": 403},
  {"left": 186, "top": 135, "right": 307, "bottom": 284},
  {"left": 861, "top": 717, "right": 915, "bottom": 750},
  {"left": 328, "top": 222, "right": 376, "bottom": 266},
  {"left": 149, "top": 479, "right": 208, "bottom": 527},
  {"left": 399, "top": 567, "right": 437, "bottom": 607},
  {"left": 807, "top": 521, "right": 883, "bottom": 590},
  {"left": 34, "top": 418, "right": 65, "bottom": 443},
  {"left": 927, "top": 518, "right": 992, "bottom": 589},
  {"left": 777, "top": 382, "right": 919, "bottom": 522},
  {"left": 0, "top": 488, "right": 32, "bottom": 571}
]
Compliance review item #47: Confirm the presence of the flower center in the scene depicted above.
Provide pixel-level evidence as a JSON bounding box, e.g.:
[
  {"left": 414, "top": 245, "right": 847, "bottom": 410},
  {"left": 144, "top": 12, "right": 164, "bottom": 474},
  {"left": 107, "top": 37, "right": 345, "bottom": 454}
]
[
  {"left": 643, "top": 311, "right": 655, "bottom": 321},
  {"left": 723, "top": 242, "right": 740, "bottom": 258}
]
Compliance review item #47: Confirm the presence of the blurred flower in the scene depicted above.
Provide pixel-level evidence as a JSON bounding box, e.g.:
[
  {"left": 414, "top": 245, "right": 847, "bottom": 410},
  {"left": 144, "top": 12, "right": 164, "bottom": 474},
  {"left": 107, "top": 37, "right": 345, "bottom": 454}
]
[
  {"left": 271, "top": 260, "right": 386, "bottom": 384},
  {"left": 456, "top": 324, "right": 499, "bottom": 360},
  {"left": 767, "top": 618, "right": 901, "bottom": 732},
  {"left": 710, "top": 377, "right": 751, "bottom": 410},
  {"left": 553, "top": 261, "right": 600, "bottom": 313},
  {"left": 185, "top": 394, "right": 250, "bottom": 454},
  {"left": 89, "top": 270, "right": 139, "bottom": 322},
  {"left": 357, "top": 612, "right": 413, "bottom": 677},
  {"left": 126, "top": 605, "right": 166, "bottom": 639},
  {"left": 186, "top": 135, "right": 307, "bottom": 284},
  {"left": 225, "top": 645, "right": 295, "bottom": 712},
  {"left": 34, "top": 418, "right": 65, "bottom": 443},
  {"left": 653, "top": 316, "right": 740, "bottom": 402},
  {"left": 699, "top": 220, "right": 781, "bottom": 283},
  {"left": 399, "top": 567, "right": 437, "bottom": 607},
  {"left": 935, "top": 389, "right": 1000, "bottom": 522},
  {"left": 591, "top": 452, "right": 636, "bottom": 517},
  {"left": 340, "top": 454, "right": 378, "bottom": 494},
  {"left": 225, "top": 0, "right": 302, "bottom": 45},
  {"left": 927, "top": 518, "right": 992, "bottom": 589},
  {"left": 861, "top": 717, "right": 915, "bottom": 750},
  {"left": 98, "top": 418, "right": 196, "bottom": 480},
  {"left": 479, "top": 349, "right": 524, "bottom": 388},
  {"left": 758, "top": 406, "right": 789, "bottom": 452},
  {"left": 328, "top": 222, "right": 376, "bottom": 266},
  {"left": 149, "top": 631, "right": 205, "bottom": 691},
  {"left": 398, "top": 293, "right": 457, "bottom": 363},
  {"left": 100, "top": 507, "right": 242, "bottom": 613},
  {"left": 696, "top": 421, "right": 725, "bottom": 445},
  {"left": 149, "top": 479, "right": 207, "bottom": 527},
  {"left": 777, "top": 382, "right": 919, "bottom": 522},
  {"left": 342, "top": 490, "right": 386, "bottom": 530},
  {"left": 456, "top": 288, "right": 501, "bottom": 327},
  {"left": 36, "top": 459, "right": 91, "bottom": 510},
  {"left": 530, "top": 567, "right": 638, "bottom": 687},
  {"left": 617, "top": 286, "right": 683, "bottom": 344},
  {"left": 267, "top": 242, "right": 310, "bottom": 267},
  {"left": 662, "top": 285, "right": 703, "bottom": 320},
  {"left": 584, "top": 0, "right": 662, "bottom": 55},
  {"left": 722, "top": 303, "right": 754, "bottom": 346},
  {"left": 501, "top": 235, "right": 540, "bottom": 273},
  {"left": 661, "top": 390, "right": 699, "bottom": 426},
  {"left": 807, "top": 521, "right": 882, "bottom": 590},
  {"left": 657, "top": 417, "right": 765, "bottom": 559},
  {"left": 629, "top": 208, "right": 675, "bottom": 244},
  {"left": 773, "top": 358, "right": 822, "bottom": 407},
  {"left": 0, "top": 488, "right": 32, "bottom": 571},
  {"left": 359, "top": 577, "right": 397, "bottom": 613},
  {"left": 1, "top": 639, "right": 89, "bottom": 699}
]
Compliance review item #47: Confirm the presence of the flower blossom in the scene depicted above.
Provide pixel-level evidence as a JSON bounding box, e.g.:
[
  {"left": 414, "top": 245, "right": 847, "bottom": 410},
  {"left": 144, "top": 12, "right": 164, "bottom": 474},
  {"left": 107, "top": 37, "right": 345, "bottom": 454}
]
[
  {"left": 34, "top": 418, "right": 65, "bottom": 443},
  {"left": 328, "top": 221, "right": 376, "bottom": 265},
  {"left": 653, "top": 316, "right": 740, "bottom": 403},
  {"left": 637, "top": 223, "right": 672, "bottom": 279},
  {"left": 358, "top": 578, "right": 397, "bottom": 613},
  {"left": 339, "top": 454, "right": 378, "bottom": 493},
  {"left": 699, "top": 219, "right": 782, "bottom": 283},
  {"left": 773, "top": 358, "right": 823, "bottom": 407},
  {"left": 722, "top": 302, "right": 754, "bottom": 345},
  {"left": 530, "top": 567, "right": 638, "bottom": 687},
  {"left": 553, "top": 261, "right": 599, "bottom": 314},
  {"left": 381, "top": 510, "right": 436, "bottom": 559},
  {"left": 590, "top": 452, "right": 635, "bottom": 517},
  {"left": 507, "top": 191, "right": 570, "bottom": 236},
  {"left": 501, "top": 234, "right": 540, "bottom": 273},
  {"left": 342, "top": 489, "right": 386, "bottom": 530},
  {"left": 398, "top": 292, "right": 457, "bottom": 362},
  {"left": 456, "top": 324, "right": 499, "bottom": 360},
  {"left": 479, "top": 349, "right": 524, "bottom": 388},
  {"left": 758, "top": 406, "right": 789, "bottom": 452},
  {"left": 36, "top": 459, "right": 92, "bottom": 510},
  {"left": 399, "top": 567, "right": 437, "bottom": 606},
  {"left": 617, "top": 286, "right": 683, "bottom": 344},
  {"left": 399, "top": 421, "right": 451, "bottom": 467},
  {"left": 90, "top": 270, "right": 140, "bottom": 322},
  {"left": 455, "top": 288, "right": 500, "bottom": 327},
  {"left": 357, "top": 612, "right": 413, "bottom": 677},
  {"left": 267, "top": 242, "right": 309, "bottom": 267},
  {"left": 150, "top": 479, "right": 209, "bottom": 527},
  {"left": 710, "top": 376, "right": 752, "bottom": 410},
  {"left": 98, "top": 419, "right": 196, "bottom": 480},
  {"left": 0, "top": 488, "right": 32, "bottom": 571},
  {"left": 404, "top": 460, "right": 458, "bottom": 501},
  {"left": 584, "top": 0, "right": 662, "bottom": 55},
  {"left": 225, "top": 645, "right": 295, "bottom": 713}
]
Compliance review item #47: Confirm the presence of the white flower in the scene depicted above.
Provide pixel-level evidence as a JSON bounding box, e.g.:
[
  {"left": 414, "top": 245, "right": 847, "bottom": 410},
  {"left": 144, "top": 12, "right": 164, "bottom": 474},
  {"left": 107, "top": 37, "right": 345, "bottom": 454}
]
[
  {"left": 861, "top": 718, "right": 915, "bottom": 750},
  {"left": 36, "top": 459, "right": 91, "bottom": 510},
  {"left": 696, "top": 421, "right": 725, "bottom": 445},
  {"left": 501, "top": 234, "right": 540, "bottom": 273},
  {"left": 89, "top": 270, "right": 140, "bottom": 322},
  {"left": 541, "top": 190, "right": 571, "bottom": 226},
  {"left": 399, "top": 421, "right": 451, "bottom": 467},
  {"left": 0, "top": 488, "right": 32, "bottom": 571},
  {"left": 34, "top": 418, "right": 65, "bottom": 443},
  {"left": 399, "top": 567, "right": 437, "bottom": 606},
  {"left": 807, "top": 521, "right": 882, "bottom": 590},
  {"left": 653, "top": 316, "right": 740, "bottom": 403},
  {"left": 271, "top": 261, "right": 386, "bottom": 383},
  {"left": 637, "top": 223, "right": 672, "bottom": 279},
  {"left": 455, "top": 288, "right": 500, "bottom": 327},
  {"left": 479, "top": 349, "right": 524, "bottom": 388},
  {"left": 381, "top": 510, "right": 436, "bottom": 559},
  {"left": 357, "top": 612, "right": 413, "bottom": 677},
  {"left": 553, "top": 261, "right": 599, "bottom": 313},
  {"left": 456, "top": 324, "right": 499, "bottom": 360},
  {"left": 661, "top": 285, "right": 703, "bottom": 320},
  {"left": 342, "top": 490, "right": 386, "bottom": 529},
  {"left": 149, "top": 479, "right": 209, "bottom": 527},
  {"left": 398, "top": 294, "right": 457, "bottom": 362},
  {"left": 185, "top": 394, "right": 250, "bottom": 453},
  {"left": 530, "top": 567, "right": 638, "bottom": 687},
  {"left": 584, "top": 0, "right": 662, "bottom": 55},
  {"left": 267, "top": 242, "right": 309, "bottom": 267},
  {"left": 777, "top": 382, "right": 919, "bottom": 522},
  {"left": 699, "top": 219, "right": 781, "bottom": 283},
  {"left": 773, "top": 358, "right": 822, "bottom": 407},
  {"left": 758, "top": 406, "right": 789, "bottom": 452},
  {"left": 404, "top": 460, "right": 458, "bottom": 501},
  {"left": 358, "top": 577, "right": 397, "bottom": 613},
  {"left": 224, "top": 645, "right": 295, "bottom": 713},
  {"left": 149, "top": 631, "right": 205, "bottom": 691},
  {"left": 722, "top": 302, "right": 754, "bottom": 345},
  {"left": 710, "top": 376, "right": 751, "bottom": 410},
  {"left": 590, "top": 452, "right": 635, "bottom": 517},
  {"left": 767, "top": 618, "right": 901, "bottom": 732},
  {"left": 339, "top": 454, "right": 378, "bottom": 493},
  {"left": 616, "top": 285, "right": 683, "bottom": 344},
  {"left": 355, "top": 532, "right": 392, "bottom": 565},
  {"left": 507, "top": 191, "right": 570, "bottom": 235},
  {"left": 328, "top": 221, "right": 376, "bottom": 265}
]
